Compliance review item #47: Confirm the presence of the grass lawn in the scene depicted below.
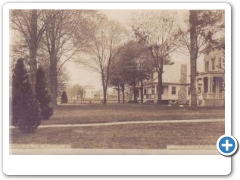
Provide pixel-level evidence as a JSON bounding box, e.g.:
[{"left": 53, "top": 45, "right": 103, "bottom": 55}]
[
  {"left": 10, "top": 121, "right": 224, "bottom": 149},
  {"left": 40, "top": 103, "right": 225, "bottom": 125},
  {"left": 10, "top": 104, "right": 225, "bottom": 149}
]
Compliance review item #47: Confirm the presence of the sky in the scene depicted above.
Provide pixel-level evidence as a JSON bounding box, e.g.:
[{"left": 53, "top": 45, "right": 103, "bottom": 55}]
[
  {"left": 67, "top": 10, "right": 136, "bottom": 89},
  {"left": 66, "top": 10, "right": 203, "bottom": 90}
]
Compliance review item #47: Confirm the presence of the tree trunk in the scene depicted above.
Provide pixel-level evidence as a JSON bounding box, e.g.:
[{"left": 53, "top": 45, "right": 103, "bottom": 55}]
[
  {"left": 103, "top": 86, "right": 107, "bottom": 105},
  {"left": 189, "top": 10, "right": 198, "bottom": 108},
  {"left": 117, "top": 83, "right": 120, "bottom": 103},
  {"left": 29, "top": 49, "right": 37, "bottom": 87},
  {"left": 133, "top": 82, "right": 137, "bottom": 103},
  {"left": 140, "top": 79, "right": 144, "bottom": 104},
  {"left": 29, "top": 10, "right": 38, "bottom": 87},
  {"left": 121, "top": 83, "right": 125, "bottom": 103},
  {"left": 157, "top": 71, "right": 163, "bottom": 105},
  {"left": 101, "top": 72, "right": 107, "bottom": 105},
  {"left": 49, "top": 59, "right": 58, "bottom": 106}
]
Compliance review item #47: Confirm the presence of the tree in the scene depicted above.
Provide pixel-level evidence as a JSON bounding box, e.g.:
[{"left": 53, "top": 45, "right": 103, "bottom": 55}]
[
  {"left": 178, "top": 10, "right": 224, "bottom": 107},
  {"left": 68, "top": 84, "right": 85, "bottom": 103},
  {"left": 57, "top": 67, "right": 70, "bottom": 99},
  {"left": 35, "top": 66, "right": 53, "bottom": 120},
  {"left": 84, "top": 16, "right": 126, "bottom": 104},
  {"left": 10, "top": 10, "right": 95, "bottom": 105},
  {"left": 12, "top": 58, "right": 41, "bottom": 133},
  {"left": 189, "top": 10, "right": 198, "bottom": 108},
  {"left": 109, "top": 40, "right": 152, "bottom": 103},
  {"left": 109, "top": 59, "right": 123, "bottom": 103},
  {"left": 120, "top": 41, "right": 145, "bottom": 103},
  {"left": 132, "top": 10, "right": 179, "bottom": 105},
  {"left": 61, "top": 91, "right": 68, "bottom": 103},
  {"left": 42, "top": 10, "right": 95, "bottom": 105},
  {"left": 137, "top": 55, "right": 152, "bottom": 104},
  {"left": 10, "top": 10, "right": 54, "bottom": 86}
]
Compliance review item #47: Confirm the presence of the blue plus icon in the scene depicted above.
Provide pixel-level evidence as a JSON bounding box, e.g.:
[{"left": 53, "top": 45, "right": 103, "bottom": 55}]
[{"left": 217, "top": 135, "right": 238, "bottom": 156}]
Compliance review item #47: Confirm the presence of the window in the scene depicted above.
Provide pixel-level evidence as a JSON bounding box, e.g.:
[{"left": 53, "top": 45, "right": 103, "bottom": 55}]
[
  {"left": 152, "top": 89, "right": 155, "bottom": 95},
  {"left": 212, "top": 58, "right": 215, "bottom": 70},
  {"left": 144, "top": 89, "right": 147, "bottom": 95},
  {"left": 205, "top": 61, "right": 209, "bottom": 72},
  {"left": 172, "top": 86, "right": 176, "bottom": 95},
  {"left": 219, "top": 57, "right": 222, "bottom": 68}
]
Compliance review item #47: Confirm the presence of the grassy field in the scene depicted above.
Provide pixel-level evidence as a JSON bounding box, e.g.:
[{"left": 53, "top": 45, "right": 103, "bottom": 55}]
[
  {"left": 41, "top": 104, "right": 225, "bottom": 125},
  {"left": 10, "top": 104, "right": 225, "bottom": 149},
  {"left": 10, "top": 121, "right": 224, "bottom": 149}
]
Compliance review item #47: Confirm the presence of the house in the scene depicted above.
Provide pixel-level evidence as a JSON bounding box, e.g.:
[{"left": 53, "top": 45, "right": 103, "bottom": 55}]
[
  {"left": 83, "top": 85, "right": 103, "bottom": 100},
  {"left": 84, "top": 85, "right": 96, "bottom": 99},
  {"left": 196, "top": 40, "right": 225, "bottom": 106},
  {"left": 140, "top": 41, "right": 225, "bottom": 107},
  {"left": 139, "top": 62, "right": 192, "bottom": 105}
]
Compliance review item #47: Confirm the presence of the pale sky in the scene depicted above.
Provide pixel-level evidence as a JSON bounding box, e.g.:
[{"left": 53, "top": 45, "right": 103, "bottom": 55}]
[{"left": 66, "top": 10, "right": 203, "bottom": 89}]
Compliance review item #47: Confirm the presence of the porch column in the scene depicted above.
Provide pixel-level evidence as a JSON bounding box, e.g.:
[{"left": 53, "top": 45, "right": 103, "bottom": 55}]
[
  {"left": 210, "top": 77, "right": 213, "bottom": 92},
  {"left": 208, "top": 77, "right": 211, "bottom": 93},
  {"left": 155, "top": 84, "right": 157, "bottom": 95}
]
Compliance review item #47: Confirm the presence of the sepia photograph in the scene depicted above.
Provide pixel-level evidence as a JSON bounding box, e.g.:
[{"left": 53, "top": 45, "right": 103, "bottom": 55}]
[{"left": 8, "top": 6, "right": 226, "bottom": 156}]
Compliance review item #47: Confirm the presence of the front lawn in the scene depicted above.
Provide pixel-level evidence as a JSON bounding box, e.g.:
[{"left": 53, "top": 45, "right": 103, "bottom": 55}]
[
  {"left": 41, "top": 104, "right": 225, "bottom": 125},
  {"left": 10, "top": 121, "right": 224, "bottom": 149}
]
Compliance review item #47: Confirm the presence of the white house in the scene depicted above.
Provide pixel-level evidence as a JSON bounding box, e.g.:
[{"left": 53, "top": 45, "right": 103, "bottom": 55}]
[
  {"left": 84, "top": 85, "right": 96, "bottom": 99},
  {"left": 139, "top": 62, "right": 192, "bottom": 105}
]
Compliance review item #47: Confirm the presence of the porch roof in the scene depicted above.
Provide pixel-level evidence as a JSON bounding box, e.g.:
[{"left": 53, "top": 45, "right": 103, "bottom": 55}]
[{"left": 197, "top": 71, "right": 224, "bottom": 77}]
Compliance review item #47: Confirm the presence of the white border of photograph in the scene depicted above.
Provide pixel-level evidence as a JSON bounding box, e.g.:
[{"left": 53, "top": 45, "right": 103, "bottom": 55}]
[{"left": 3, "top": 2, "right": 231, "bottom": 175}]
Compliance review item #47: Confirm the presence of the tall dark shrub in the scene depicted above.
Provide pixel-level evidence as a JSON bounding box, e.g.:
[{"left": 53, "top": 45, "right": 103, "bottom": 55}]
[
  {"left": 12, "top": 58, "right": 41, "bottom": 133},
  {"left": 61, "top": 91, "right": 68, "bottom": 103},
  {"left": 35, "top": 66, "right": 54, "bottom": 120}
]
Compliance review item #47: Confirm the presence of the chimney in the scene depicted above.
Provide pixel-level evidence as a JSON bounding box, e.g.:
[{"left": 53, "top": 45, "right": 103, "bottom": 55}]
[
  {"left": 180, "top": 64, "right": 187, "bottom": 83},
  {"left": 178, "top": 64, "right": 187, "bottom": 105}
]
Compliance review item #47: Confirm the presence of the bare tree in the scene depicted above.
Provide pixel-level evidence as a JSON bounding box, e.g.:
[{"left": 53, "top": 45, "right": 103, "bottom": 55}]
[
  {"left": 84, "top": 16, "right": 126, "bottom": 104},
  {"left": 41, "top": 10, "right": 96, "bottom": 105},
  {"left": 10, "top": 10, "right": 53, "bottom": 85},
  {"left": 132, "top": 10, "right": 179, "bottom": 105}
]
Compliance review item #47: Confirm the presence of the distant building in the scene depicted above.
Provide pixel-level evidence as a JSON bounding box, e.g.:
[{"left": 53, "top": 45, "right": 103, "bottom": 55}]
[
  {"left": 83, "top": 85, "right": 103, "bottom": 99},
  {"left": 84, "top": 85, "right": 96, "bottom": 99}
]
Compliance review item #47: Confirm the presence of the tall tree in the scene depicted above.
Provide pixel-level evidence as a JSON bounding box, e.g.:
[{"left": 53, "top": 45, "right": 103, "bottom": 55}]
[
  {"left": 189, "top": 10, "right": 198, "bottom": 108},
  {"left": 178, "top": 10, "right": 224, "bottom": 107},
  {"left": 109, "top": 59, "right": 123, "bottom": 103},
  {"left": 12, "top": 58, "right": 41, "bottom": 133},
  {"left": 10, "top": 10, "right": 53, "bottom": 86},
  {"left": 84, "top": 16, "right": 126, "bottom": 104},
  {"left": 109, "top": 41, "right": 152, "bottom": 103},
  {"left": 132, "top": 10, "right": 179, "bottom": 105},
  {"left": 42, "top": 10, "right": 94, "bottom": 105}
]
